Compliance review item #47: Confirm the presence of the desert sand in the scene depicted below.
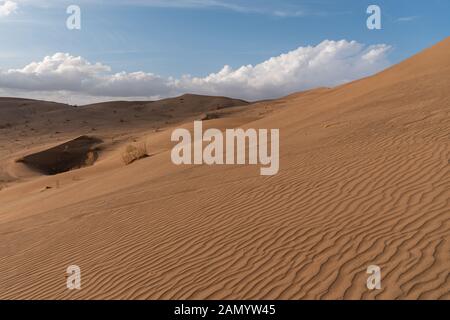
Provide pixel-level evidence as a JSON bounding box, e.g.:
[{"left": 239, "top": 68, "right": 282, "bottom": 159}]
[{"left": 0, "top": 38, "right": 449, "bottom": 300}]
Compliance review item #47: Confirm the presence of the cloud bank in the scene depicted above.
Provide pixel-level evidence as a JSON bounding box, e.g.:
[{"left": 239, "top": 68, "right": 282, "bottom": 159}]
[
  {"left": 0, "top": 40, "right": 391, "bottom": 104},
  {"left": 0, "top": 1, "right": 18, "bottom": 16}
]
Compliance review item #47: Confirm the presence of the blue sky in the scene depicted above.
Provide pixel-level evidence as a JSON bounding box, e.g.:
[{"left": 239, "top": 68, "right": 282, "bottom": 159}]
[{"left": 0, "top": 0, "right": 449, "bottom": 103}]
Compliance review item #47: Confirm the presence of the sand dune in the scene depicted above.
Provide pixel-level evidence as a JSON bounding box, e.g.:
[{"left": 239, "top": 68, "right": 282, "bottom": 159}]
[{"left": 0, "top": 38, "right": 449, "bottom": 300}]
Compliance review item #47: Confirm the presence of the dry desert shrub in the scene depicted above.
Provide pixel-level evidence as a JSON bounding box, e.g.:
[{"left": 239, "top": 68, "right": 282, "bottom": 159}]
[
  {"left": 84, "top": 151, "right": 97, "bottom": 166},
  {"left": 199, "top": 112, "right": 220, "bottom": 121},
  {"left": 122, "top": 142, "right": 148, "bottom": 165}
]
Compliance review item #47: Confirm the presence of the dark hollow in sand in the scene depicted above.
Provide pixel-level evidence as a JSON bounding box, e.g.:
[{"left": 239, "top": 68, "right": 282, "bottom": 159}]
[{"left": 17, "top": 136, "right": 103, "bottom": 175}]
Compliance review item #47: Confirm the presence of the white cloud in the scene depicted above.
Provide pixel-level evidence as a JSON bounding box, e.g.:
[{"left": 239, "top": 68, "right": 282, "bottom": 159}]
[
  {"left": 177, "top": 40, "right": 391, "bottom": 99},
  {"left": 12, "top": 0, "right": 322, "bottom": 17},
  {"left": 273, "top": 10, "right": 305, "bottom": 18},
  {"left": 124, "top": 0, "right": 259, "bottom": 12},
  {"left": 0, "top": 40, "right": 391, "bottom": 104},
  {"left": 397, "top": 16, "right": 419, "bottom": 22},
  {"left": 0, "top": 1, "right": 18, "bottom": 16}
]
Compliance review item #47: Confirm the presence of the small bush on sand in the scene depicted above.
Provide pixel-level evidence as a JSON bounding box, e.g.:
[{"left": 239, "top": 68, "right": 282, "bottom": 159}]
[
  {"left": 122, "top": 143, "right": 148, "bottom": 165},
  {"left": 85, "top": 151, "right": 97, "bottom": 166}
]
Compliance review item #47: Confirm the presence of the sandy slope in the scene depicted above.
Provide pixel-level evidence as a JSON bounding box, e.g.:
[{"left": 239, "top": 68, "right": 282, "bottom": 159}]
[{"left": 0, "top": 38, "right": 449, "bottom": 300}]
